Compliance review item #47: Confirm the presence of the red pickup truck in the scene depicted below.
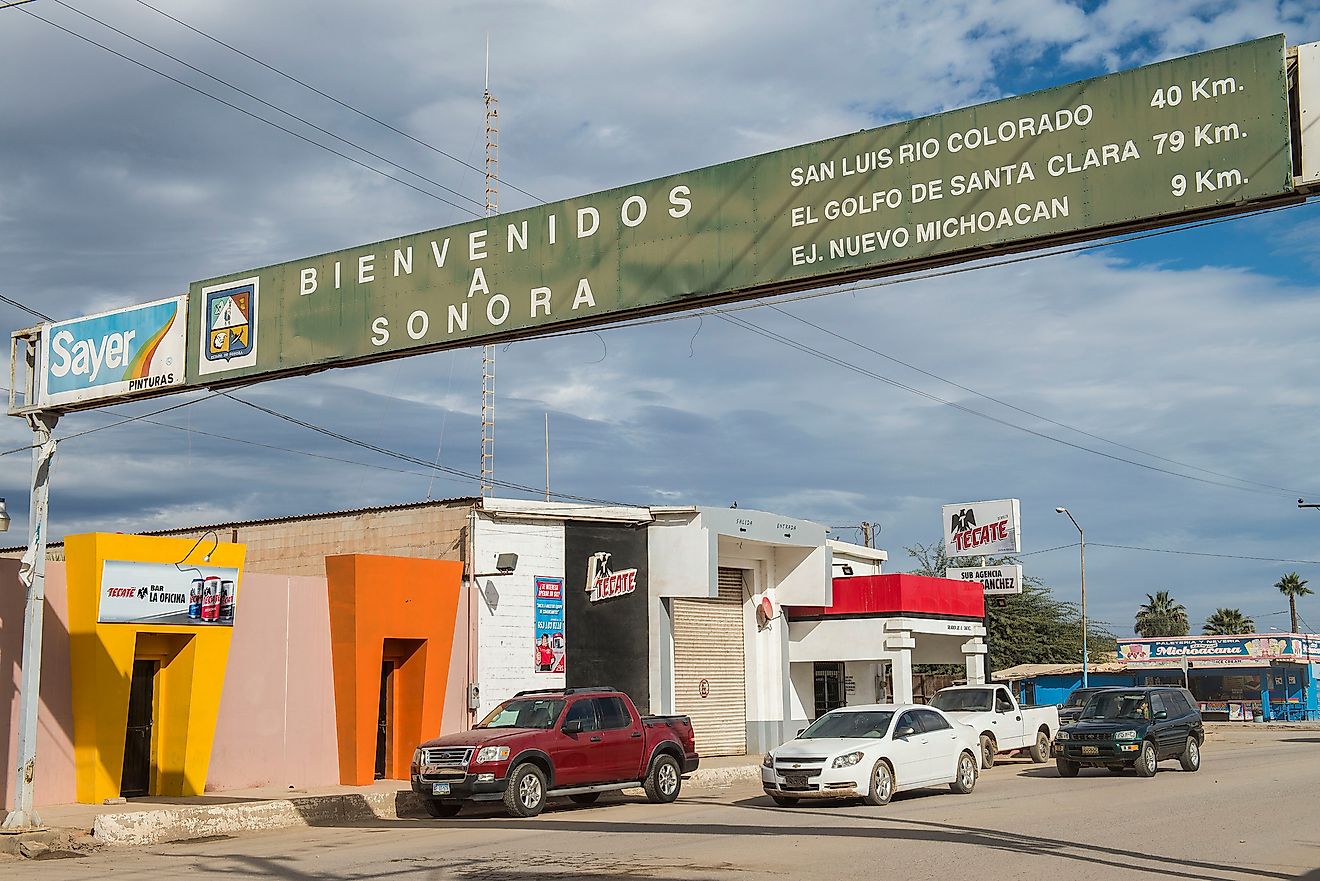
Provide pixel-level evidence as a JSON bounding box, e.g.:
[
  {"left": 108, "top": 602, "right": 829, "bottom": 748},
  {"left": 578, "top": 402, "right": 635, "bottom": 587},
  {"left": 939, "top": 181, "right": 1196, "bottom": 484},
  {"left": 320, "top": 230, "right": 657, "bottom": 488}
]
[{"left": 410, "top": 687, "right": 700, "bottom": 818}]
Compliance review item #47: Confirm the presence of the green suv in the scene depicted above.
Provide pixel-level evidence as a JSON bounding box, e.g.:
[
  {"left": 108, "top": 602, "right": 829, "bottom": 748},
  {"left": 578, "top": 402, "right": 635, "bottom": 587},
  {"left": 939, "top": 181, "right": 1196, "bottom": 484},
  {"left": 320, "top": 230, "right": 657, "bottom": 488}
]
[{"left": 1053, "top": 687, "right": 1203, "bottom": 778}]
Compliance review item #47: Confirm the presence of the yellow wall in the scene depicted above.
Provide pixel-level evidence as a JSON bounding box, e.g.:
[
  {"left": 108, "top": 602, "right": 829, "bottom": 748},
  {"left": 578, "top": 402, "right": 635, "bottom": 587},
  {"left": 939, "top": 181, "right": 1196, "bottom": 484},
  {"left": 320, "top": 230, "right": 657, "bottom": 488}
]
[{"left": 64, "top": 533, "right": 246, "bottom": 803}]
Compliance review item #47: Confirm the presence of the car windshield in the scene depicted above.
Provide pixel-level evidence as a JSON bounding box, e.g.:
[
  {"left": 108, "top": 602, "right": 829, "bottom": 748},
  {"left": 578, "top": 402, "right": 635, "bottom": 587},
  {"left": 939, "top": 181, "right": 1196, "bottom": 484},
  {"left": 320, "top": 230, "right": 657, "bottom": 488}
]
[
  {"left": 1081, "top": 692, "right": 1151, "bottom": 721},
  {"left": 931, "top": 689, "right": 992, "bottom": 712},
  {"left": 1065, "top": 689, "right": 1103, "bottom": 708},
  {"left": 476, "top": 698, "right": 566, "bottom": 729},
  {"left": 798, "top": 711, "right": 895, "bottom": 739}
]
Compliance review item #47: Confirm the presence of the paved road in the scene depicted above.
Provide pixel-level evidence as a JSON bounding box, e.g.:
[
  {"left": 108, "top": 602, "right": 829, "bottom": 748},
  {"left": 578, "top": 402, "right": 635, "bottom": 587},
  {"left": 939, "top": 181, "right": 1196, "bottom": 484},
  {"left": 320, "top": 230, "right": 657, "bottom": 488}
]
[{"left": 13, "top": 729, "right": 1320, "bottom": 880}]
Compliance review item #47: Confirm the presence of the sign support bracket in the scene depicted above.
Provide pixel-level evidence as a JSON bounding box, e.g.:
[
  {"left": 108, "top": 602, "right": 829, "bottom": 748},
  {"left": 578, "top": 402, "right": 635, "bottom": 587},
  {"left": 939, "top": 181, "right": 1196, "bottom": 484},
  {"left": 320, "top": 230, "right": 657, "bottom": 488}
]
[{"left": 3, "top": 411, "right": 58, "bottom": 832}]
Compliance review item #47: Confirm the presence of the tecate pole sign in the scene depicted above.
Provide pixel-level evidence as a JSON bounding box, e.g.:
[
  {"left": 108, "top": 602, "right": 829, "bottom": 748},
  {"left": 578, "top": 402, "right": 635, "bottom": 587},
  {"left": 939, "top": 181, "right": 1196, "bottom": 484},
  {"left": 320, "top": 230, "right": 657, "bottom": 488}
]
[
  {"left": 180, "top": 36, "right": 1293, "bottom": 391},
  {"left": 942, "top": 498, "right": 1022, "bottom": 557},
  {"left": 946, "top": 564, "right": 1024, "bottom": 596},
  {"left": 38, "top": 296, "right": 186, "bottom": 409}
]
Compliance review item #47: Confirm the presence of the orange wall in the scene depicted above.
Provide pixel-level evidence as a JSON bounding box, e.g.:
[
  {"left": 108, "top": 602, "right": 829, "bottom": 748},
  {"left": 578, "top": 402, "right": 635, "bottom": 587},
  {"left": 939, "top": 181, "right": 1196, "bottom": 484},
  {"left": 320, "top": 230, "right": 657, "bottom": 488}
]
[{"left": 325, "top": 554, "right": 464, "bottom": 785}]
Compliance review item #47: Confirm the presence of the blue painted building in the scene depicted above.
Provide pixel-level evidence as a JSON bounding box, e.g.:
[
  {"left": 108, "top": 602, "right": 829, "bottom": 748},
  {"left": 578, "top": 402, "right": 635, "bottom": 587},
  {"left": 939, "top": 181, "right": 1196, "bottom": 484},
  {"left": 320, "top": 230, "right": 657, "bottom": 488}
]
[{"left": 995, "top": 634, "right": 1320, "bottom": 722}]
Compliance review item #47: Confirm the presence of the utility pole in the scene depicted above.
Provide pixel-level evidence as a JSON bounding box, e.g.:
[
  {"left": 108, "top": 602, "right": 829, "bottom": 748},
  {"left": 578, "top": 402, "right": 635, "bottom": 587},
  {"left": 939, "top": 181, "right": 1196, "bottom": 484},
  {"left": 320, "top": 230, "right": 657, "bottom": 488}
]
[
  {"left": 3, "top": 411, "right": 58, "bottom": 831},
  {"left": 479, "top": 38, "right": 498, "bottom": 499}
]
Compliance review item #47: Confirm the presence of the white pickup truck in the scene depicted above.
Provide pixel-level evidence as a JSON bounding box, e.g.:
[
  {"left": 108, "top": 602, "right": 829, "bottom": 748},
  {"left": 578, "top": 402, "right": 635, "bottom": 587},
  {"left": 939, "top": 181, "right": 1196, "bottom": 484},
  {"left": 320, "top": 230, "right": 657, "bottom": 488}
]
[{"left": 931, "top": 684, "right": 1058, "bottom": 769}]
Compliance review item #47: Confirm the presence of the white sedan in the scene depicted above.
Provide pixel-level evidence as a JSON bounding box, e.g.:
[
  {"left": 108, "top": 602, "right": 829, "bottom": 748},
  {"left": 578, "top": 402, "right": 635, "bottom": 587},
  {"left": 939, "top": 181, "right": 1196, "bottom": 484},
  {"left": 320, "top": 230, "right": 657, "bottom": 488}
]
[{"left": 761, "top": 703, "right": 980, "bottom": 806}]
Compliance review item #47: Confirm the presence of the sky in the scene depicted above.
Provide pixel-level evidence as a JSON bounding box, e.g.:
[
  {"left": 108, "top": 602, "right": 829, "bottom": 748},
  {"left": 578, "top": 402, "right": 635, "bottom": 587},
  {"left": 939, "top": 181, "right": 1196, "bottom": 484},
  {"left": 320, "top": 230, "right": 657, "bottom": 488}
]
[{"left": 4, "top": 0, "right": 1320, "bottom": 639}]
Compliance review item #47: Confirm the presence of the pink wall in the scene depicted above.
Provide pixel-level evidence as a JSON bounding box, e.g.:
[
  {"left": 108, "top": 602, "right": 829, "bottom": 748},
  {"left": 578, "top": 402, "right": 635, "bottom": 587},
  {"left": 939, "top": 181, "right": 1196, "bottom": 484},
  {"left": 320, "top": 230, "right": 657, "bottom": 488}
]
[
  {"left": 208, "top": 574, "right": 340, "bottom": 791},
  {"left": 3, "top": 560, "right": 474, "bottom": 806},
  {"left": 0, "top": 560, "right": 77, "bottom": 808}
]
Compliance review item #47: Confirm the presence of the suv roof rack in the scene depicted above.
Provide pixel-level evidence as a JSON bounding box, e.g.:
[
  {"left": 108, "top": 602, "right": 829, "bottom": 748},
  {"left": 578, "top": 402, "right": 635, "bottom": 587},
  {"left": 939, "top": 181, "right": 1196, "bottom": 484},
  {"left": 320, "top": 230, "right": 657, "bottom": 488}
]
[{"left": 513, "top": 686, "right": 617, "bottom": 697}]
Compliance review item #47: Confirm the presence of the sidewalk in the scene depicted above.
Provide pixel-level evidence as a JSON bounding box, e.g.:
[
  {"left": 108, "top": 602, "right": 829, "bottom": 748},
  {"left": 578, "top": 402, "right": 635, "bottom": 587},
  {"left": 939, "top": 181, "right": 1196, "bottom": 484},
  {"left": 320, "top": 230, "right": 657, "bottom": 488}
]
[{"left": 9, "top": 753, "right": 762, "bottom": 851}]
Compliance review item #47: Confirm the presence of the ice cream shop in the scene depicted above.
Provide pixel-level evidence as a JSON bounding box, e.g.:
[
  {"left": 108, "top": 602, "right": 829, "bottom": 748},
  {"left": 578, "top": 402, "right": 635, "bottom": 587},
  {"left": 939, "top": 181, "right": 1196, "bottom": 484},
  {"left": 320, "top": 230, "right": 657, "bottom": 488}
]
[{"left": 1116, "top": 634, "right": 1320, "bottom": 721}]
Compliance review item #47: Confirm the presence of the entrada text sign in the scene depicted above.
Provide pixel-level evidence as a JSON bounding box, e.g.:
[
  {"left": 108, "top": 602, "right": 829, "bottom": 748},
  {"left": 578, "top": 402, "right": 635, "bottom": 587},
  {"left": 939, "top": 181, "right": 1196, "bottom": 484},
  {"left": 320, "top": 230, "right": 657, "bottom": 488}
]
[{"left": 179, "top": 37, "right": 1290, "bottom": 390}]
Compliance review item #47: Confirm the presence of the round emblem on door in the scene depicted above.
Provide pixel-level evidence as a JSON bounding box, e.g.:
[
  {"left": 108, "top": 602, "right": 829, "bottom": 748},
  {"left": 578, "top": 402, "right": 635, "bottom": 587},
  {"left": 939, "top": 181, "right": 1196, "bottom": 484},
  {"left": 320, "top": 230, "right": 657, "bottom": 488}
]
[{"left": 699, "top": 678, "right": 710, "bottom": 698}]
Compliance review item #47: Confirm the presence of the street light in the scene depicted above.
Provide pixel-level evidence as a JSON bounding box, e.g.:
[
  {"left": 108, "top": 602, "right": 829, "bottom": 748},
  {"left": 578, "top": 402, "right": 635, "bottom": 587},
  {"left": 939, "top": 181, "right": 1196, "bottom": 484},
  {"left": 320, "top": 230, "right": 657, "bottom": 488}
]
[{"left": 1055, "top": 507, "right": 1088, "bottom": 688}]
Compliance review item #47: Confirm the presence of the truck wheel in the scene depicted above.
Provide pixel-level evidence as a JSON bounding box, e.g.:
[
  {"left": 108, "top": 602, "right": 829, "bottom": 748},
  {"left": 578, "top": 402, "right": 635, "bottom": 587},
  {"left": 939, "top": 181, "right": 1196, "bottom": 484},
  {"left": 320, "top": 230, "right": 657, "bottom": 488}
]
[
  {"left": 979, "top": 734, "right": 997, "bottom": 769},
  {"left": 644, "top": 754, "right": 682, "bottom": 803},
  {"left": 1029, "top": 730, "right": 1051, "bottom": 764},
  {"left": 863, "top": 759, "right": 894, "bottom": 806},
  {"left": 949, "top": 751, "right": 978, "bottom": 794},
  {"left": 569, "top": 792, "right": 600, "bottom": 805},
  {"left": 770, "top": 795, "right": 799, "bottom": 807},
  {"left": 1178, "top": 737, "right": 1201, "bottom": 772},
  {"left": 1135, "top": 740, "right": 1158, "bottom": 778},
  {"left": 1055, "top": 757, "right": 1079, "bottom": 778},
  {"left": 423, "top": 799, "right": 461, "bottom": 818},
  {"left": 503, "top": 763, "right": 548, "bottom": 817}
]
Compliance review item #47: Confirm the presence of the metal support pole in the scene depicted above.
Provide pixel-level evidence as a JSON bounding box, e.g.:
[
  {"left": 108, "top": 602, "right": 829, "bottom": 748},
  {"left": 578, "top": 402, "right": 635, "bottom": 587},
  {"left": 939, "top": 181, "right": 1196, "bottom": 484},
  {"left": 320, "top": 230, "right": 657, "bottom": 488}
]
[
  {"left": 3, "top": 411, "right": 58, "bottom": 831},
  {"left": 1079, "top": 528, "right": 1088, "bottom": 689}
]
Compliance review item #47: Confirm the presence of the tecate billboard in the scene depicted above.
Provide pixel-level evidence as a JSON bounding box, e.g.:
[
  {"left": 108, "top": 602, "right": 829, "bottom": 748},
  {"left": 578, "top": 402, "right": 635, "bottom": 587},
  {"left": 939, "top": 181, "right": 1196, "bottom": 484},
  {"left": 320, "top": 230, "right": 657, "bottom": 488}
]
[
  {"left": 39, "top": 296, "right": 186, "bottom": 408},
  {"left": 942, "top": 499, "right": 1022, "bottom": 557}
]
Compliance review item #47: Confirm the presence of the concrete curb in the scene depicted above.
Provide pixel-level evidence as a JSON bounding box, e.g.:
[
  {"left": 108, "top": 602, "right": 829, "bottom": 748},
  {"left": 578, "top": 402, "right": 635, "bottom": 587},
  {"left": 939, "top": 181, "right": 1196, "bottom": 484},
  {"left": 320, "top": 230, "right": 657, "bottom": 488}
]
[{"left": 88, "top": 765, "right": 762, "bottom": 847}]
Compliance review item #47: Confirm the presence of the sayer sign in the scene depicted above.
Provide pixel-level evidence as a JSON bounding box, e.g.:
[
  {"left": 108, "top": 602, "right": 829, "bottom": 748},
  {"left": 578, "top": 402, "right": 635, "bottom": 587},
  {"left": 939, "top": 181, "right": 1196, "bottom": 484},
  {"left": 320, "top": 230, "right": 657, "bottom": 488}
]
[{"left": 942, "top": 499, "right": 1021, "bottom": 557}]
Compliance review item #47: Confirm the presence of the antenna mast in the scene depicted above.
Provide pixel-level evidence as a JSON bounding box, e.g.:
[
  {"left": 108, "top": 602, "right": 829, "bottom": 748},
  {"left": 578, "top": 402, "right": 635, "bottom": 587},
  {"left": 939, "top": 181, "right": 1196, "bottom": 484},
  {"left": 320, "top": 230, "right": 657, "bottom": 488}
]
[{"left": 480, "top": 37, "right": 498, "bottom": 498}]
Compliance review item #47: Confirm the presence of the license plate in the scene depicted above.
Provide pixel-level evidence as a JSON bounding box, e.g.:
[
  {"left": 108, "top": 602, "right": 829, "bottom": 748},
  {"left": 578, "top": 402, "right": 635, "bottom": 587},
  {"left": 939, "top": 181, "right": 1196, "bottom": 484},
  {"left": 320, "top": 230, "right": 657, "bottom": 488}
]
[
  {"left": 784, "top": 775, "right": 807, "bottom": 788},
  {"left": 432, "top": 782, "right": 451, "bottom": 795},
  {"left": 1081, "top": 746, "right": 1100, "bottom": 756}
]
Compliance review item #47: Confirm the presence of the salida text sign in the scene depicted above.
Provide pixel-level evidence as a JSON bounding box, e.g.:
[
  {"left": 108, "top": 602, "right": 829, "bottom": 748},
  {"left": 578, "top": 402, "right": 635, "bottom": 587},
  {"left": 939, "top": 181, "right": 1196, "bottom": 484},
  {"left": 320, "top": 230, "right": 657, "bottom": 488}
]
[
  {"left": 181, "top": 37, "right": 1292, "bottom": 393},
  {"left": 98, "top": 560, "right": 240, "bottom": 626}
]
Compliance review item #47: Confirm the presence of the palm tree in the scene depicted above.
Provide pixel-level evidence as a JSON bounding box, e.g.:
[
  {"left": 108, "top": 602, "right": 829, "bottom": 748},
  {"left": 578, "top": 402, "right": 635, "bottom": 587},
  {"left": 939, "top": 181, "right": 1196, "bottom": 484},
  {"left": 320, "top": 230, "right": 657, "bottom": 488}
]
[
  {"left": 1134, "top": 591, "right": 1190, "bottom": 637},
  {"left": 1203, "top": 608, "right": 1255, "bottom": 636},
  {"left": 1275, "top": 572, "right": 1313, "bottom": 634}
]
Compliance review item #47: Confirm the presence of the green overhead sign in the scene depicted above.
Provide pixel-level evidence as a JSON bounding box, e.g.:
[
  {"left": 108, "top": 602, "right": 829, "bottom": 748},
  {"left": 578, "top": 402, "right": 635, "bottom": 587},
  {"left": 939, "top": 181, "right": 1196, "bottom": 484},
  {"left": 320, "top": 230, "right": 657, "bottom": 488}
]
[{"left": 174, "top": 37, "right": 1303, "bottom": 391}]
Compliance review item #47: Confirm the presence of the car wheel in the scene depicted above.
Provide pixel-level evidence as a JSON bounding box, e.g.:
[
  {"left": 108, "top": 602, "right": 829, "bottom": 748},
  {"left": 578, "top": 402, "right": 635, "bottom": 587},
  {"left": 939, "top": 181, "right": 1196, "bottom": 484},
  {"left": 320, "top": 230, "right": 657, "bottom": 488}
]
[
  {"left": 770, "top": 795, "right": 799, "bottom": 807},
  {"left": 1178, "top": 736, "right": 1201, "bottom": 772},
  {"left": 1135, "top": 740, "right": 1158, "bottom": 778},
  {"left": 950, "top": 751, "right": 978, "bottom": 794},
  {"left": 1055, "top": 757, "right": 1079, "bottom": 778},
  {"left": 863, "top": 759, "right": 894, "bottom": 806},
  {"left": 423, "top": 799, "right": 461, "bottom": 818},
  {"left": 644, "top": 754, "right": 682, "bottom": 804},
  {"left": 1029, "top": 730, "right": 1051, "bottom": 764},
  {"left": 569, "top": 792, "right": 601, "bottom": 805},
  {"left": 503, "top": 763, "right": 548, "bottom": 817},
  {"left": 979, "top": 734, "right": 997, "bottom": 769}
]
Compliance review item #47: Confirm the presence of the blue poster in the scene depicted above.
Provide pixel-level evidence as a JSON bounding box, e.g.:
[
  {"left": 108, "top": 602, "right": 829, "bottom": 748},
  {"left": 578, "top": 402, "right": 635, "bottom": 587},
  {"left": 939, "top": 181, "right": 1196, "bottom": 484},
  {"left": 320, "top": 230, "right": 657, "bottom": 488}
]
[{"left": 534, "top": 577, "right": 566, "bottom": 674}]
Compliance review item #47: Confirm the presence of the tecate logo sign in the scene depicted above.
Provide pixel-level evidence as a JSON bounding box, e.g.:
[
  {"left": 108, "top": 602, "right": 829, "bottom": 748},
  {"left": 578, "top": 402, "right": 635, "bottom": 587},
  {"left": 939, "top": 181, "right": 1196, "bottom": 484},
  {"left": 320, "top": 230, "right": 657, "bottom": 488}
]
[
  {"left": 585, "top": 551, "right": 638, "bottom": 603},
  {"left": 40, "top": 296, "right": 186, "bottom": 408},
  {"left": 942, "top": 499, "right": 1021, "bottom": 557}
]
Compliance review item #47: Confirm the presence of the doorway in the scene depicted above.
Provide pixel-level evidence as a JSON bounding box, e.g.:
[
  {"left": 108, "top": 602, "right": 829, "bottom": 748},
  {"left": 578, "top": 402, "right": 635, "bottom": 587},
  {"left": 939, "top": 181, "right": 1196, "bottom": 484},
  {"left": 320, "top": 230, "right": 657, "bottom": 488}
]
[
  {"left": 813, "top": 662, "right": 845, "bottom": 719},
  {"left": 121, "top": 659, "right": 158, "bottom": 798},
  {"left": 375, "top": 661, "right": 395, "bottom": 780}
]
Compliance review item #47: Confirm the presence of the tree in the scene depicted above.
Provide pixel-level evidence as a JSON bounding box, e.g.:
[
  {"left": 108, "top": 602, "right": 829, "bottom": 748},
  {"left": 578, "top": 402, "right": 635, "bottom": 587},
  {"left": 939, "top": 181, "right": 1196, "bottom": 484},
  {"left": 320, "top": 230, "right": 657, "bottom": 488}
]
[
  {"left": 905, "top": 541, "right": 1115, "bottom": 673},
  {"left": 1275, "top": 572, "right": 1313, "bottom": 634},
  {"left": 1202, "top": 608, "right": 1255, "bottom": 636},
  {"left": 1134, "top": 591, "right": 1189, "bottom": 638}
]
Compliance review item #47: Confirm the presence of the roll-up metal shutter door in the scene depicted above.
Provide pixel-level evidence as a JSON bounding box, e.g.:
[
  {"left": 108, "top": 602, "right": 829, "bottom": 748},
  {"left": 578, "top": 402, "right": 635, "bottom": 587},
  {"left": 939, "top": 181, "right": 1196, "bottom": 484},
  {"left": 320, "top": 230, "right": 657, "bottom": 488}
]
[{"left": 672, "top": 568, "right": 747, "bottom": 756}]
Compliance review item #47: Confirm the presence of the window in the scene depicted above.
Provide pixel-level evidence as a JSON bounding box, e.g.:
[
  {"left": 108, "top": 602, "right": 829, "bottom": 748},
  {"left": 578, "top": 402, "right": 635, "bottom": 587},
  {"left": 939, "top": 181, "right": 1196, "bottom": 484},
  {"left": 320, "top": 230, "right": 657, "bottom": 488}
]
[
  {"left": 894, "top": 712, "right": 919, "bottom": 737},
  {"left": 477, "top": 698, "right": 566, "bottom": 729},
  {"left": 1151, "top": 693, "right": 1167, "bottom": 716},
  {"left": 799, "top": 711, "right": 894, "bottom": 739},
  {"left": 1163, "top": 691, "right": 1192, "bottom": 717},
  {"left": 931, "top": 689, "right": 992, "bottom": 713},
  {"left": 914, "top": 709, "right": 951, "bottom": 732},
  {"left": 594, "top": 697, "right": 632, "bottom": 730},
  {"left": 995, "top": 688, "right": 1015, "bottom": 713},
  {"left": 563, "top": 699, "right": 598, "bottom": 731}
]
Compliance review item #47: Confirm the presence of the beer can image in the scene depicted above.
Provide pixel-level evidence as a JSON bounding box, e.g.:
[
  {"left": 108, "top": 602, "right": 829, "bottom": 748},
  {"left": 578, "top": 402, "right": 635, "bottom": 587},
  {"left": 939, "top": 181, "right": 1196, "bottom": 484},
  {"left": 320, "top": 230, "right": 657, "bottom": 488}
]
[
  {"left": 201, "top": 576, "right": 221, "bottom": 622},
  {"left": 189, "top": 577, "right": 204, "bottom": 619},
  {"left": 219, "top": 580, "right": 235, "bottom": 624}
]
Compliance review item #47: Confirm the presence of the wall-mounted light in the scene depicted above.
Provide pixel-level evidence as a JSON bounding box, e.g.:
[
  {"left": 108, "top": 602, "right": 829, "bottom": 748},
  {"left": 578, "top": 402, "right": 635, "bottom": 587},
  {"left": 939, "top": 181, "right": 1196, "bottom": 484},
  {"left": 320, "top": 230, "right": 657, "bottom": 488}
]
[{"left": 475, "top": 552, "right": 519, "bottom": 578}]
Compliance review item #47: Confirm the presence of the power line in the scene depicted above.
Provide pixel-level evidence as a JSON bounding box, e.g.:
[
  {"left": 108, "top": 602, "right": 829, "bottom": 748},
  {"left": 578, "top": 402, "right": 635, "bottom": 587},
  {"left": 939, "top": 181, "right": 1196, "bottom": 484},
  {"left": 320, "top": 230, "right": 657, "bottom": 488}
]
[
  {"left": 45, "top": 0, "right": 485, "bottom": 215},
  {"left": 0, "top": 292, "right": 52, "bottom": 322},
  {"left": 130, "top": 0, "right": 543, "bottom": 204},
  {"left": 0, "top": 0, "right": 41, "bottom": 9},
  {"left": 1088, "top": 542, "right": 1320, "bottom": 566},
  {"left": 0, "top": 391, "right": 224, "bottom": 457},
  {"left": 19, "top": 5, "right": 482, "bottom": 216}
]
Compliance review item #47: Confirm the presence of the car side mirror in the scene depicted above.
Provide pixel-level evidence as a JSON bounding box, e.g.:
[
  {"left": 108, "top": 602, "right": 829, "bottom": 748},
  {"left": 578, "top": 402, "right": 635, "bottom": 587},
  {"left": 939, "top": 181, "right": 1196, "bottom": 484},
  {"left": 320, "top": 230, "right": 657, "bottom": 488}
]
[
  {"left": 894, "top": 725, "right": 917, "bottom": 739},
  {"left": 1154, "top": 711, "right": 1168, "bottom": 721},
  {"left": 797, "top": 728, "right": 806, "bottom": 737},
  {"left": 562, "top": 718, "right": 584, "bottom": 735}
]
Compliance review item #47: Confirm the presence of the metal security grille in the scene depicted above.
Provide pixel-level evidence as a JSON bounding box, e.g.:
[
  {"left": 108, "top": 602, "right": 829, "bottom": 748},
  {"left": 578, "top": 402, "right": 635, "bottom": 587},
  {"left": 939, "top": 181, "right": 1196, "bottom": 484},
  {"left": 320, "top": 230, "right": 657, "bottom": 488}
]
[{"left": 673, "top": 568, "right": 747, "bottom": 756}]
